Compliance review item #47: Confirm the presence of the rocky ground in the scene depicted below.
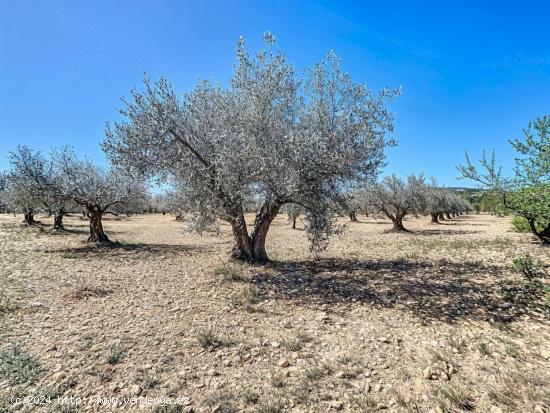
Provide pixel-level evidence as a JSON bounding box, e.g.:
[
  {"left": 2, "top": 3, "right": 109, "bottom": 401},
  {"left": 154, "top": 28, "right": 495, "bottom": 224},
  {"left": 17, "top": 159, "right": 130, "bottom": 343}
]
[{"left": 0, "top": 212, "right": 549, "bottom": 413}]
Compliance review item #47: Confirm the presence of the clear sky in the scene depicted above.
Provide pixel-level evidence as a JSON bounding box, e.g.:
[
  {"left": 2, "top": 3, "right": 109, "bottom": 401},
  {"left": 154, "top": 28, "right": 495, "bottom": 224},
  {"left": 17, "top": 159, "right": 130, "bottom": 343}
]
[{"left": 1, "top": 0, "right": 549, "bottom": 186}]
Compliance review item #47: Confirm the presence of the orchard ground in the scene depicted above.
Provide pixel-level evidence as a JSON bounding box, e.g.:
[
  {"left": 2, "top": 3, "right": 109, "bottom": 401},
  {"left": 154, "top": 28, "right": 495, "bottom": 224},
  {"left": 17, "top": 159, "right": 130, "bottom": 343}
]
[{"left": 0, "top": 213, "right": 549, "bottom": 413}]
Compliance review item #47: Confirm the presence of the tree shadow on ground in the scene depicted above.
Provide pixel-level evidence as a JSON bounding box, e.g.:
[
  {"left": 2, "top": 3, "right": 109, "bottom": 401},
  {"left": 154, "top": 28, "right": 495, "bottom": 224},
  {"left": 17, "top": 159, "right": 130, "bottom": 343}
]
[
  {"left": 249, "top": 258, "right": 547, "bottom": 324},
  {"left": 47, "top": 241, "right": 215, "bottom": 258},
  {"left": 413, "top": 229, "right": 482, "bottom": 236}
]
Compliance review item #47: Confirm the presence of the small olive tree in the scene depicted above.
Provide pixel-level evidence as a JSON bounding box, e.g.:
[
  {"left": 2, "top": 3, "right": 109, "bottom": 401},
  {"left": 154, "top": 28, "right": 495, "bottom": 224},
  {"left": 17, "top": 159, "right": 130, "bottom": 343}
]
[
  {"left": 458, "top": 116, "right": 549, "bottom": 244},
  {"left": 368, "top": 174, "right": 427, "bottom": 231},
  {"left": 5, "top": 146, "right": 60, "bottom": 226},
  {"left": 103, "top": 33, "right": 397, "bottom": 262},
  {"left": 54, "top": 148, "right": 148, "bottom": 242},
  {"left": 284, "top": 203, "right": 305, "bottom": 229}
]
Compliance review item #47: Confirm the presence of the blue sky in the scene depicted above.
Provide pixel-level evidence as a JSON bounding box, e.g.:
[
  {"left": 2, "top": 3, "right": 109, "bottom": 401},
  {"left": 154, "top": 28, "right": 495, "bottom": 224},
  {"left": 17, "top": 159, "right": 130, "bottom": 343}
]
[{"left": 1, "top": 0, "right": 549, "bottom": 186}]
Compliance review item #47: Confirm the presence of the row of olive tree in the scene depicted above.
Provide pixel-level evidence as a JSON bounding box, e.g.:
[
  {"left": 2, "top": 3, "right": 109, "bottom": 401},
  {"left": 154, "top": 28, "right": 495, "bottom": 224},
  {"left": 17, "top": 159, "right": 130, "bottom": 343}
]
[
  {"left": 360, "top": 175, "right": 472, "bottom": 232},
  {"left": 1, "top": 146, "right": 148, "bottom": 242}
]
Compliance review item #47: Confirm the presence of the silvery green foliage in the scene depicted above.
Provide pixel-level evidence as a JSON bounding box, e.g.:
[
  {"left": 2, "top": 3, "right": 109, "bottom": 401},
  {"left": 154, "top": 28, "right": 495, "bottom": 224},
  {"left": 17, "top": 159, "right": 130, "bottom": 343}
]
[
  {"left": 185, "top": 211, "right": 220, "bottom": 236},
  {"left": 53, "top": 147, "right": 148, "bottom": 215},
  {"left": 368, "top": 174, "right": 427, "bottom": 230},
  {"left": 148, "top": 193, "right": 168, "bottom": 214},
  {"left": 425, "top": 180, "right": 472, "bottom": 221},
  {"left": 5, "top": 146, "right": 67, "bottom": 219},
  {"left": 103, "top": 33, "right": 397, "bottom": 259}
]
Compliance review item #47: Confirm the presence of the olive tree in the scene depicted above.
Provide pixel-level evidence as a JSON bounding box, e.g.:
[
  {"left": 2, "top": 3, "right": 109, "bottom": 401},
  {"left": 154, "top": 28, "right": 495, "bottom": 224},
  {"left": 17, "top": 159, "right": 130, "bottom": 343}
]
[
  {"left": 54, "top": 148, "right": 148, "bottom": 242},
  {"left": 5, "top": 146, "right": 59, "bottom": 226},
  {"left": 458, "top": 116, "right": 550, "bottom": 244},
  {"left": 284, "top": 203, "right": 305, "bottom": 229},
  {"left": 368, "top": 174, "right": 427, "bottom": 232},
  {"left": 103, "top": 33, "right": 397, "bottom": 262}
]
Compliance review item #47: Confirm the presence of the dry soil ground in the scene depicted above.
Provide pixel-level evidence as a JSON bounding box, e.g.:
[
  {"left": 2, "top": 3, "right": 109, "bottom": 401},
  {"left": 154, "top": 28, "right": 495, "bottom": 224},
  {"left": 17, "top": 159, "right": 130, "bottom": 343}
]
[{"left": 0, "top": 213, "right": 549, "bottom": 413}]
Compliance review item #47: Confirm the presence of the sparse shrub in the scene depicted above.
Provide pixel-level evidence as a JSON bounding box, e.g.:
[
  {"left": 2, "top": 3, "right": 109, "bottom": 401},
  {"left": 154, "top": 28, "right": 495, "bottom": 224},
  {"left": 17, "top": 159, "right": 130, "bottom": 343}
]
[
  {"left": 152, "top": 405, "right": 183, "bottom": 413},
  {"left": 66, "top": 277, "right": 111, "bottom": 300},
  {"left": 269, "top": 371, "right": 286, "bottom": 388},
  {"left": 214, "top": 264, "right": 243, "bottom": 281},
  {"left": 0, "top": 291, "right": 17, "bottom": 314},
  {"left": 196, "top": 329, "right": 225, "bottom": 349},
  {"left": 202, "top": 391, "right": 237, "bottom": 413},
  {"left": 134, "top": 369, "right": 159, "bottom": 389},
  {"left": 0, "top": 343, "right": 42, "bottom": 385},
  {"left": 513, "top": 254, "right": 544, "bottom": 279},
  {"left": 241, "top": 388, "right": 260, "bottom": 405},
  {"left": 435, "top": 385, "right": 474, "bottom": 411},
  {"left": 230, "top": 285, "right": 259, "bottom": 310},
  {"left": 106, "top": 342, "right": 124, "bottom": 364},
  {"left": 253, "top": 399, "right": 285, "bottom": 413}
]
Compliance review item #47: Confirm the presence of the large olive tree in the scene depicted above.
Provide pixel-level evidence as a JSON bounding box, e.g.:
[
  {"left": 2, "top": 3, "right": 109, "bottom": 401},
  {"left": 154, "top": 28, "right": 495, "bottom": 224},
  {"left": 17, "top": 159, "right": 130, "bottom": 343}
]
[{"left": 103, "top": 34, "right": 397, "bottom": 262}]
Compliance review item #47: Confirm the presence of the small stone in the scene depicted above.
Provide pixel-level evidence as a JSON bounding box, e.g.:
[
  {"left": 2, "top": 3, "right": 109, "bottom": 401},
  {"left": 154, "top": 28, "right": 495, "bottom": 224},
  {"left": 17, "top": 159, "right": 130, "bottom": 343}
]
[
  {"left": 130, "top": 384, "right": 142, "bottom": 396},
  {"left": 423, "top": 366, "right": 433, "bottom": 379},
  {"left": 271, "top": 341, "right": 280, "bottom": 348},
  {"left": 490, "top": 407, "right": 503, "bottom": 413},
  {"left": 291, "top": 352, "right": 300, "bottom": 360},
  {"left": 329, "top": 400, "right": 343, "bottom": 410},
  {"left": 278, "top": 358, "right": 290, "bottom": 368},
  {"left": 335, "top": 371, "right": 346, "bottom": 378},
  {"left": 373, "top": 383, "right": 382, "bottom": 392}
]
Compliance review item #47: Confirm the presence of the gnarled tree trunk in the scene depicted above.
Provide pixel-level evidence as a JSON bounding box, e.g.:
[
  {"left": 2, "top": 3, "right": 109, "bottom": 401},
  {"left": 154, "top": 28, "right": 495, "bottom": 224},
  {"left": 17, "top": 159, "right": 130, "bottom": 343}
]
[
  {"left": 231, "top": 199, "right": 283, "bottom": 263},
  {"left": 445, "top": 212, "right": 452, "bottom": 220},
  {"left": 292, "top": 217, "right": 297, "bottom": 229},
  {"left": 438, "top": 212, "right": 445, "bottom": 221},
  {"left": 23, "top": 208, "right": 39, "bottom": 225},
  {"left": 349, "top": 211, "right": 358, "bottom": 222},
  {"left": 53, "top": 211, "right": 65, "bottom": 230},
  {"left": 387, "top": 213, "right": 408, "bottom": 232},
  {"left": 430, "top": 213, "right": 439, "bottom": 224},
  {"left": 87, "top": 207, "right": 109, "bottom": 242}
]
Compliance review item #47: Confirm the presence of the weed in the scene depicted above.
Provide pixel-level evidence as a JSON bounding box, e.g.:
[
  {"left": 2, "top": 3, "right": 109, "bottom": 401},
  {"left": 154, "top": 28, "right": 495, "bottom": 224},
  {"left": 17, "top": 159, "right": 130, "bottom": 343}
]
[
  {"left": 253, "top": 399, "right": 285, "bottom": 413},
  {"left": 436, "top": 385, "right": 474, "bottom": 411},
  {"left": 134, "top": 369, "right": 160, "bottom": 389},
  {"left": 215, "top": 264, "right": 243, "bottom": 281},
  {"left": 0, "top": 343, "right": 42, "bottom": 385},
  {"left": 230, "top": 285, "right": 259, "bottom": 310},
  {"left": 270, "top": 371, "right": 286, "bottom": 388},
  {"left": 196, "top": 329, "right": 226, "bottom": 349},
  {"left": 106, "top": 342, "right": 125, "bottom": 364},
  {"left": 513, "top": 254, "right": 544, "bottom": 279},
  {"left": 202, "top": 391, "right": 237, "bottom": 413},
  {"left": 240, "top": 388, "right": 260, "bottom": 405}
]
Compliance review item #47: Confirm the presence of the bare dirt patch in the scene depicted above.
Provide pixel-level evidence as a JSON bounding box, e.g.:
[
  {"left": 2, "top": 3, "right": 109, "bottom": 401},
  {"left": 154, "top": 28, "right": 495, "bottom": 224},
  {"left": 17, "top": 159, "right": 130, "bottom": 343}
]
[{"left": 0, "top": 213, "right": 549, "bottom": 412}]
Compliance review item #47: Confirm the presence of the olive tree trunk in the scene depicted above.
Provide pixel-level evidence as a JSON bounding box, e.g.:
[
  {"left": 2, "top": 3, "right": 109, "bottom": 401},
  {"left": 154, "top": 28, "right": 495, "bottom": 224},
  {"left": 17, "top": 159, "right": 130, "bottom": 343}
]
[
  {"left": 87, "top": 207, "right": 109, "bottom": 242},
  {"left": 387, "top": 213, "right": 408, "bottom": 232},
  {"left": 53, "top": 211, "right": 65, "bottom": 230},
  {"left": 230, "top": 199, "right": 283, "bottom": 263},
  {"left": 445, "top": 212, "right": 452, "bottom": 220},
  {"left": 430, "top": 213, "right": 440, "bottom": 224},
  {"left": 349, "top": 211, "right": 358, "bottom": 222},
  {"left": 23, "top": 208, "right": 39, "bottom": 225}
]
